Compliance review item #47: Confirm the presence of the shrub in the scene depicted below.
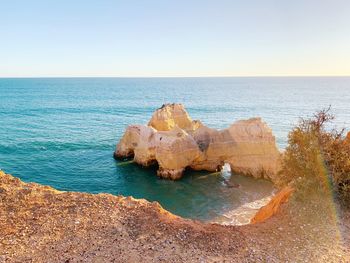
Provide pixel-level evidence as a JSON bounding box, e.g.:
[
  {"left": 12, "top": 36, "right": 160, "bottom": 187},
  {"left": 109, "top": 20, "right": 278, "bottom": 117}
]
[{"left": 278, "top": 107, "right": 350, "bottom": 207}]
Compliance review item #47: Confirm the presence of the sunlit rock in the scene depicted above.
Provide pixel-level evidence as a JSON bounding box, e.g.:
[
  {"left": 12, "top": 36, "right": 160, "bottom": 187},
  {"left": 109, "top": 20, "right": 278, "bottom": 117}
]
[
  {"left": 148, "top": 103, "right": 201, "bottom": 131},
  {"left": 250, "top": 186, "right": 294, "bottom": 224},
  {"left": 344, "top": 131, "right": 350, "bottom": 145},
  {"left": 115, "top": 125, "right": 158, "bottom": 166},
  {"left": 115, "top": 104, "right": 281, "bottom": 181},
  {"left": 154, "top": 127, "right": 202, "bottom": 179}
]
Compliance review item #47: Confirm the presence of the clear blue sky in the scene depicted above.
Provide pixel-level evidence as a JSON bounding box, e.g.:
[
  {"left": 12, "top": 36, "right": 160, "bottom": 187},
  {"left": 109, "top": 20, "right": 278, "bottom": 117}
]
[{"left": 1, "top": 0, "right": 350, "bottom": 77}]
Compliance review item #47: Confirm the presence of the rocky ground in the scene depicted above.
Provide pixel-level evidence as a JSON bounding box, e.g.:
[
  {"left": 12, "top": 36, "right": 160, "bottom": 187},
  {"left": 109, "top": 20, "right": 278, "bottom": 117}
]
[{"left": 0, "top": 171, "right": 349, "bottom": 262}]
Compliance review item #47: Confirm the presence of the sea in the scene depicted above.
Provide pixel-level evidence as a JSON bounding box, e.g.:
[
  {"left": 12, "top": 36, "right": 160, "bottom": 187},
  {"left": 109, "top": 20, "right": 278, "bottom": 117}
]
[{"left": 1, "top": 77, "right": 349, "bottom": 224}]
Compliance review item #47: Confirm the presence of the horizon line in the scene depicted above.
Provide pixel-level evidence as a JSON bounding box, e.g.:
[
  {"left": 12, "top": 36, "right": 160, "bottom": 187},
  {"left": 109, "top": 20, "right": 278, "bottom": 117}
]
[{"left": 1, "top": 75, "right": 350, "bottom": 79}]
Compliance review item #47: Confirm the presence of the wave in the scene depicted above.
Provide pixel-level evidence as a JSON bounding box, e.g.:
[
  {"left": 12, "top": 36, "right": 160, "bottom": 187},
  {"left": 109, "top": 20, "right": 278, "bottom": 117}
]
[{"left": 212, "top": 191, "right": 275, "bottom": 226}]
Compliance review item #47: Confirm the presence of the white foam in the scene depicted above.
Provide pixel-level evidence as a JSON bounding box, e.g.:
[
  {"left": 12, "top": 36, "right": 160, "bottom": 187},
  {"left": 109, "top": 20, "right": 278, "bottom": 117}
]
[{"left": 213, "top": 194, "right": 273, "bottom": 226}]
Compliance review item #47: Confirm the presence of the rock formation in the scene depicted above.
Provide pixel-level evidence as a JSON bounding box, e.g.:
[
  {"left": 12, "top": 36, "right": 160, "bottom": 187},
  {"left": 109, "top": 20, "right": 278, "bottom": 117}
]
[
  {"left": 115, "top": 103, "right": 281, "bottom": 181},
  {"left": 250, "top": 186, "right": 294, "bottom": 224},
  {"left": 148, "top": 103, "right": 200, "bottom": 131},
  {"left": 344, "top": 131, "right": 350, "bottom": 145}
]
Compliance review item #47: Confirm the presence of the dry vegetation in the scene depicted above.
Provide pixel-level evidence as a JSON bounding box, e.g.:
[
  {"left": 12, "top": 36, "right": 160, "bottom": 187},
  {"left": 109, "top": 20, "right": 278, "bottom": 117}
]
[{"left": 278, "top": 107, "right": 350, "bottom": 207}]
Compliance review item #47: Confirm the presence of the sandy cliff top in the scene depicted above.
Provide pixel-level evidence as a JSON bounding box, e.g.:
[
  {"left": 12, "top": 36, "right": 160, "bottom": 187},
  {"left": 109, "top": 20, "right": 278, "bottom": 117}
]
[{"left": 1, "top": 170, "right": 349, "bottom": 262}]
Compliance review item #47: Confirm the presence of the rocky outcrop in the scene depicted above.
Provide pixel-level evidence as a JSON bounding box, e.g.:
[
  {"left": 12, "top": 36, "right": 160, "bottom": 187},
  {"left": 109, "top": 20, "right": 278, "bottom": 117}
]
[
  {"left": 250, "top": 186, "right": 294, "bottom": 224},
  {"left": 344, "top": 132, "right": 350, "bottom": 145},
  {"left": 190, "top": 118, "right": 281, "bottom": 182},
  {"left": 115, "top": 104, "right": 281, "bottom": 181},
  {"left": 148, "top": 103, "right": 201, "bottom": 131},
  {"left": 154, "top": 127, "right": 201, "bottom": 180}
]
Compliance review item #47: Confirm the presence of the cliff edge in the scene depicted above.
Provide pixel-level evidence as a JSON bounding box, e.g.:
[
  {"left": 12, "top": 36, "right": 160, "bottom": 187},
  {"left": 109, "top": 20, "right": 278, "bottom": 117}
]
[{"left": 1, "top": 171, "right": 348, "bottom": 262}]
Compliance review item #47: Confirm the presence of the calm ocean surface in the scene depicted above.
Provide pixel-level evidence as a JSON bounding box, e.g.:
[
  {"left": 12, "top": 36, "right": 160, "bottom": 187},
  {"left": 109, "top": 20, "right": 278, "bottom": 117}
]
[{"left": 1, "top": 77, "right": 349, "bottom": 223}]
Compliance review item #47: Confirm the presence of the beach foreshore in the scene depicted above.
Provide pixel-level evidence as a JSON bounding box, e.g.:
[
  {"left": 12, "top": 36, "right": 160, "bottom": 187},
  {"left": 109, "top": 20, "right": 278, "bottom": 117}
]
[{"left": 0, "top": 170, "right": 349, "bottom": 262}]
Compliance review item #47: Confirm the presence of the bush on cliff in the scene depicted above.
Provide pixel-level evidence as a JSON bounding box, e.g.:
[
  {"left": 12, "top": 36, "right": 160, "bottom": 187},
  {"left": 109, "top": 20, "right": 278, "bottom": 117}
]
[{"left": 278, "top": 107, "right": 350, "bottom": 207}]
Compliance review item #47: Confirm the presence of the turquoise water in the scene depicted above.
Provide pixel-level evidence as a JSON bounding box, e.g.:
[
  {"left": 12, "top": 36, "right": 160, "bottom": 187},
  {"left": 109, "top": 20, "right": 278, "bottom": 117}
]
[{"left": 1, "top": 77, "right": 350, "bottom": 222}]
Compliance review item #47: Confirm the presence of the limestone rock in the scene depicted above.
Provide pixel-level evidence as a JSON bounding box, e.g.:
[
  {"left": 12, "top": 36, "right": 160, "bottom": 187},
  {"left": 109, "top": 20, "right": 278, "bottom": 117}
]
[
  {"left": 115, "top": 123, "right": 202, "bottom": 179},
  {"left": 115, "top": 125, "right": 157, "bottom": 166},
  {"left": 115, "top": 104, "right": 281, "bottom": 181},
  {"left": 345, "top": 132, "right": 350, "bottom": 145},
  {"left": 190, "top": 118, "right": 281, "bottom": 180},
  {"left": 148, "top": 103, "right": 201, "bottom": 131},
  {"left": 155, "top": 127, "right": 202, "bottom": 179},
  {"left": 250, "top": 186, "right": 294, "bottom": 224},
  {"left": 225, "top": 118, "right": 281, "bottom": 180}
]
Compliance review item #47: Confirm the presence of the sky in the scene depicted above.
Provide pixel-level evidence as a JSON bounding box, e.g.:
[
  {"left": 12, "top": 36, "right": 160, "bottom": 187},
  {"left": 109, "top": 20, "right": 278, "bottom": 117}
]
[{"left": 1, "top": 0, "right": 350, "bottom": 77}]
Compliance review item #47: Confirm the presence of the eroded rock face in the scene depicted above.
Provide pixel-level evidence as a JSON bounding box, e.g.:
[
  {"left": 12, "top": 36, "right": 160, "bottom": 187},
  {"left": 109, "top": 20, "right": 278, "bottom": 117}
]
[
  {"left": 115, "top": 104, "right": 281, "bottom": 181},
  {"left": 190, "top": 118, "right": 281, "bottom": 181},
  {"left": 148, "top": 103, "right": 200, "bottom": 131},
  {"left": 345, "top": 132, "right": 350, "bottom": 145},
  {"left": 250, "top": 186, "right": 294, "bottom": 224},
  {"left": 155, "top": 127, "right": 201, "bottom": 180},
  {"left": 115, "top": 125, "right": 157, "bottom": 166}
]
